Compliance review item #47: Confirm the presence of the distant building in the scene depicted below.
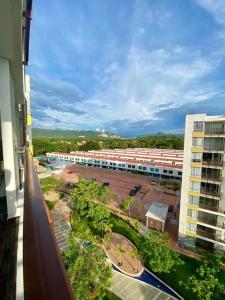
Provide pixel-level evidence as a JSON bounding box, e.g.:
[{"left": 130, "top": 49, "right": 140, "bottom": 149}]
[
  {"left": 47, "top": 148, "right": 183, "bottom": 180},
  {"left": 178, "top": 114, "right": 225, "bottom": 252}
]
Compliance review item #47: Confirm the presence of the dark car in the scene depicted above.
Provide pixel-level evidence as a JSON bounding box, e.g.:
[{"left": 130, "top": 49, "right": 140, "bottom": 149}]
[
  {"left": 134, "top": 185, "right": 141, "bottom": 191},
  {"left": 129, "top": 189, "right": 137, "bottom": 196},
  {"left": 102, "top": 182, "right": 109, "bottom": 187}
]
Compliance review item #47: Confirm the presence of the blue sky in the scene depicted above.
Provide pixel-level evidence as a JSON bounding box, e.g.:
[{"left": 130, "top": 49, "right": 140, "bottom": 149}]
[{"left": 29, "top": 0, "right": 225, "bottom": 137}]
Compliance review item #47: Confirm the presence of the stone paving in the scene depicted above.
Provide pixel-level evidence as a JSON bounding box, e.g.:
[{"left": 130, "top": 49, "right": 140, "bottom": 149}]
[
  {"left": 110, "top": 270, "right": 176, "bottom": 300},
  {"left": 51, "top": 198, "right": 71, "bottom": 252}
]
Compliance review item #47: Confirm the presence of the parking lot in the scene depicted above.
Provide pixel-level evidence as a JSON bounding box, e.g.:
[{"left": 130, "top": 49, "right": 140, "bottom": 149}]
[{"left": 64, "top": 165, "right": 180, "bottom": 242}]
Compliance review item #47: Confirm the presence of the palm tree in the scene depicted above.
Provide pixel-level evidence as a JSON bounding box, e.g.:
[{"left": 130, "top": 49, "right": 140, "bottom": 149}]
[
  {"left": 130, "top": 246, "right": 138, "bottom": 272},
  {"left": 116, "top": 244, "right": 125, "bottom": 266}
]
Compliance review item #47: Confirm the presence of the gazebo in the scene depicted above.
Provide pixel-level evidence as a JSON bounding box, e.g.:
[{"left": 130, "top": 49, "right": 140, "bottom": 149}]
[{"left": 145, "top": 202, "right": 169, "bottom": 232}]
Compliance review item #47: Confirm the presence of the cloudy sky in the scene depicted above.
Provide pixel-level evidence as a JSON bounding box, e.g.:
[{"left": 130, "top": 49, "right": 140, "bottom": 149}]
[{"left": 29, "top": 0, "right": 225, "bottom": 137}]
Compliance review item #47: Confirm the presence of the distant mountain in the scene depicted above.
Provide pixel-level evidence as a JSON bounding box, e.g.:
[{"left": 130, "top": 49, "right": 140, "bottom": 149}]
[{"left": 32, "top": 128, "right": 122, "bottom": 139}]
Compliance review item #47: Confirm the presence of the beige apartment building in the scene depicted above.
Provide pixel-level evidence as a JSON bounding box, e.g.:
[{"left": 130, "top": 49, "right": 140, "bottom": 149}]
[{"left": 178, "top": 114, "right": 225, "bottom": 252}]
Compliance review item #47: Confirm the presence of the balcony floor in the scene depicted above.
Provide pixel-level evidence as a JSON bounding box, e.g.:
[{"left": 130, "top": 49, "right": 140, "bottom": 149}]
[{"left": 0, "top": 217, "right": 19, "bottom": 300}]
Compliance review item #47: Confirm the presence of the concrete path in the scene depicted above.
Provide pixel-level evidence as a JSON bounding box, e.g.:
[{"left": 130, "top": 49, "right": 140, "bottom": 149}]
[{"left": 109, "top": 270, "right": 176, "bottom": 300}]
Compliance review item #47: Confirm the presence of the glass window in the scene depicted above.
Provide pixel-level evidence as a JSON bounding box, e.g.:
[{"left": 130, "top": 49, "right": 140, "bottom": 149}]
[
  {"left": 187, "top": 209, "right": 198, "bottom": 219},
  {"left": 178, "top": 171, "right": 182, "bottom": 176},
  {"left": 192, "top": 137, "right": 203, "bottom": 147},
  {"left": 150, "top": 168, "right": 154, "bottom": 171},
  {"left": 163, "top": 170, "right": 168, "bottom": 173},
  {"left": 155, "top": 169, "right": 159, "bottom": 172},
  {"left": 143, "top": 167, "right": 146, "bottom": 170},
  {"left": 193, "top": 121, "right": 203, "bottom": 131},
  {"left": 192, "top": 152, "right": 202, "bottom": 162},
  {"left": 186, "top": 223, "right": 197, "bottom": 232},
  {"left": 188, "top": 195, "right": 199, "bottom": 205},
  {"left": 190, "top": 181, "right": 200, "bottom": 191},
  {"left": 169, "top": 170, "right": 173, "bottom": 174},
  {"left": 191, "top": 167, "right": 201, "bottom": 177}
]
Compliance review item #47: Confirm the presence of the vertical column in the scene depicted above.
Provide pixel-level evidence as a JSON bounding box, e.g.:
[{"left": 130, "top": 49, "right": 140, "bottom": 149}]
[{"left": 0, "top": 58, "right": 17, "bottom": 219}]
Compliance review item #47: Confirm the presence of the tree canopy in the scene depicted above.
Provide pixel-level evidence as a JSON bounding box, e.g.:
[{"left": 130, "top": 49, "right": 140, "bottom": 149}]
[
  {"left": 140, "top": 231, "right": 183, "bottom": 273},
  {"left": 64, "top": 236, "right": 112, "bottom": 300}
]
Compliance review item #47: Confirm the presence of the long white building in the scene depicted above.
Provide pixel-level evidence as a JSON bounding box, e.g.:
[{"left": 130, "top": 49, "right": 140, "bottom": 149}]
[
  {"left": 178, "top": 114, "right": 225, "bottom": 252},
  {"left": 46, "top": 148, "right": 183, "bottom": 180}
]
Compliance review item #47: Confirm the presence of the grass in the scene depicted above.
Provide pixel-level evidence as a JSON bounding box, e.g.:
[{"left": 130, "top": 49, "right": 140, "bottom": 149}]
[
  {"left": 103, "top": 290, "right": 121, "bottom": 300},
  {"left": 109, "top": 214, "right": 143, "bottom": 249},
  {"left": 45, "top": 199, "right": 58, "bottom": 210}
]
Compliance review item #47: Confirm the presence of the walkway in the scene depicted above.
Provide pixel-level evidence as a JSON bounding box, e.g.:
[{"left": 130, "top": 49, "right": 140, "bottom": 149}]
[
  {"left": 51, "top": 198, "right": 71, "bottom": 251},
  {"left": 110, "top": 270, "right": 176, "bottom": 300}
]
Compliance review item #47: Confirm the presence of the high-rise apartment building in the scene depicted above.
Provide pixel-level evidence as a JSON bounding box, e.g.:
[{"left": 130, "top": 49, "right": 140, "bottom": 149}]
[
  {"left": 178, "top": 114, "right": 225, "bottom": 252},
  {"left": 0, "top": 1, "right": 73, "bottom": 299}
]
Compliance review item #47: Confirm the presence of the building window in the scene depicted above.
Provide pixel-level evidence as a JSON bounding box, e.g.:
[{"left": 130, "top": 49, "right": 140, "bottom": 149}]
[
  {"left": 186, "top": 223, "right": 197, "bottom": 232},
  {"left": 189, "top": 195, "right": 199, "bottom": 205},
  {"left": 132, "top": 165, "right": 135, "bottom": 169},
  {"left": 192, "top": 137, "right": 203, "bottom": 147},
  {"left": 150, "top": 168, "right": 154, "bottom": 171},
  {"left": 187, "top": 208, "right": 198, "bottom": 219},
  {"left": 138, "top": 166, "right": 143, "bottom": 170},
  {"left": 191, "top": 167, "right": 201, "bottom": 177},
  {"left": 190, "top": 181, "right": 200, "bottom": 191},
  {"left": 193, "top": 121, "right": 203, "bottom": 132},
  {"left": 163, "top": 170, "right": 168, "bottom": 173},
  {"left": 169, "top": 170, "right": 173, "bottom": 174},
  {"left": 192, "top": 152, "right": 202, "bottom": 162},
  {"left": 155, "top": 169, "right": 159, "bottom": 173},
  {"left": 178, "top": 171, "right": 182, "bottom": 176},
  {"left": 128, "top": 165, "right": 131, "bottom": 168},
  {"left": 143, "top": 167, "right": 146, "bottom": 170}
]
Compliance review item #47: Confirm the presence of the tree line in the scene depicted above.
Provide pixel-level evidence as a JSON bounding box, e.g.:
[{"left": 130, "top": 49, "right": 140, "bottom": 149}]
[{"left": 33, "top": 135, "right": 184, "bottom": 156}]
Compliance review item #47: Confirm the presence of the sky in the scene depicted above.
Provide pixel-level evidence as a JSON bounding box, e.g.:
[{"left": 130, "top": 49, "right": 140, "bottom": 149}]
[{"left": 29, "top": 0, "right": 225, "bottom": 137}]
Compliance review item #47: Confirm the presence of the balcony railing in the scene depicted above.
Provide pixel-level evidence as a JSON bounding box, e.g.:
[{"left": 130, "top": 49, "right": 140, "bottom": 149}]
[
  {"left": 199, "top": 203, "right": 222, "bottom": 213},
  {"left": 202, "top": 160, "right": 223, "bottom": 167},
  {"left": 200, "top": 188, "right": 220, "bottom": 197},
  {"left": 205, "top": 129, "right": 225, "bottom": 135},
  {"left": 198, "top": 217, "right": 217, "bottom": 227},
  {"left": 196, "top": 229, "right": 215, "bottom": 240},
  {"left": 201, "top": 173, "right": 222, "bottom": 182},
  {"left": 24, "top": 149, "right": 74, "bottom": 300},
  {"left": 197, "top": 229, "right": 225, "bottom": 244}
]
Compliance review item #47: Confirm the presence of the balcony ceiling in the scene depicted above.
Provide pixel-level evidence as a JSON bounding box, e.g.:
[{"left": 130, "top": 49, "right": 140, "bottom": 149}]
[{"left": 0, "top": 0, "right": 25, "bottom": 103}]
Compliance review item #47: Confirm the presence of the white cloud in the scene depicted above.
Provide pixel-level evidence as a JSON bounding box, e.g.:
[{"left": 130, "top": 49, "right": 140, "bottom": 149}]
[{"left": 195, "top": 0, "right": 225, "bottom": 25}]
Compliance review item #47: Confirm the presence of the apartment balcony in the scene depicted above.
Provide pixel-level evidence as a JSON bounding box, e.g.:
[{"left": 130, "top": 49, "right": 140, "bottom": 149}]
[
  {"left": 202, "top": 160, "right": 223, "bottom": 168},
  {"left": 23, "top": 150, "right": 74, "bottom": 299},
  {"left": 197, "top": 216, "right": 217, "bottom": 227},
  {"left": 204, "top": 128, "right": 225, "bottom": 136},
  {"left": 198, "top": 203, "right": 225, "bottom": 214},
  {"left": 201, "top": 173, "right": 222, "bottom": 184},
  {"left": 200, "top": 188, "right": 220, "bottom": 198},
  {"left": 197, "top": 229, "right": 225, "bottom": 244},
  {"left": 196, "top": 229, "right": 215, "bottom": 240}
]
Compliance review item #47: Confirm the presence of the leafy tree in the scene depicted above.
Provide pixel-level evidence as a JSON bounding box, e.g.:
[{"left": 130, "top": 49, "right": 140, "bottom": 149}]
[
  {"left": 64, "top": 236, "right": 112, "bottom": 300},
  {"left": 78, "top": 140, "right": 101, "bottom": 151},
  {"left": 130, "top": 246, "right": 138, "bottom": 272},
  {"left": 180, "top": 253, "right": 225, "bottom": 300},
  {"left": 140, "top": 231, "right": 183, "bottom": 273},
  {"left": 180, "top": 264, "right": 222, "bottom": 300},
  {"left": 121, "top": 196, "right": 135, "bottom": 217}
]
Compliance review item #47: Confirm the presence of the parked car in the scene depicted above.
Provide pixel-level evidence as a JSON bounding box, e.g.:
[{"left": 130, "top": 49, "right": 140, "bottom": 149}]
[
  {"left": 134, "top": 185, "right": 141, "bottom": 191},
  {"left": 129, "top": 189, "right": 138, "bottom": 196},
  {"left": 102, "top": 182, "right": 109, "bottom": 187},
  {"left": 151, "top": 181, "right": 157, "bottom": 185}
]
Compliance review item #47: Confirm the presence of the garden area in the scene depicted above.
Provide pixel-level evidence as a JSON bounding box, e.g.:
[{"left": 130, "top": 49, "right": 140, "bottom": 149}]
[{"left": 41, "top": 176, "right": 225, "bottom": 300}]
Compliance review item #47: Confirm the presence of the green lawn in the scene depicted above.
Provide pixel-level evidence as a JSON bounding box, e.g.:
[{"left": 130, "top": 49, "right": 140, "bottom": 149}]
[
  {"left": 109, "top": 214, "right": 143, "bottom": 249},
  {"left": 103, "top": 290, "right": 121, "bottom": 300}
]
